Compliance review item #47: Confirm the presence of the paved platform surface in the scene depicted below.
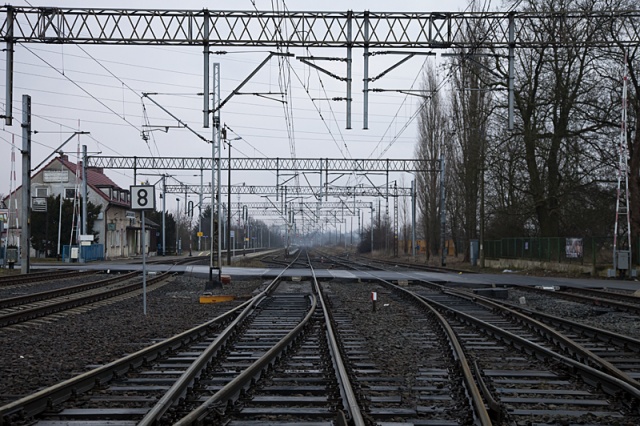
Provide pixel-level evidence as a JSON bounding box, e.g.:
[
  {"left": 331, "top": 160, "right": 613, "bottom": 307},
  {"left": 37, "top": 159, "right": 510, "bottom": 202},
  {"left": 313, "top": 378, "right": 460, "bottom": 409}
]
[{"left": 28, "top": 261, "right": 640, "bottom": 291}]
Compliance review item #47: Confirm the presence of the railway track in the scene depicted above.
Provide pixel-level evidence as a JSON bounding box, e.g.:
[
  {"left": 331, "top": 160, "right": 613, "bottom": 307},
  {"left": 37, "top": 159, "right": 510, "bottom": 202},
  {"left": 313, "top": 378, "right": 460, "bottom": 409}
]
[
  {"left": 0, "top": 271, "right": 137, "bottom": 310},
  {"left": 0, "top": 271, "right": 169, "bottom": 328},
  {"left": 0, "top": 250, "right": 364, "bottom": 425},
  {"left": 354, "top": 253, "right": 472, "bottom": 274},
  {"left": 410, "top": 286, "right": 640, "bottom": 423},
  {"left": 4, "top": 247, "right": 640, "bottom": 424},
  {"left": 0, "top": 270, "right": 92, "bottom": 287},
  {"left": 493, "top": 293, "right": 640, "bottom": 386},
  {"left": 515, "top": 284, "right": 640, "bottom": 316},
  {"left": 321, "top": 251, "right": 640, "bottom": 423},
  {"left": 322, "top": 281, "right": 487, "bottom": 424},
  {"left": 136, "top": 255, "right": 211, "bottom": 266}
]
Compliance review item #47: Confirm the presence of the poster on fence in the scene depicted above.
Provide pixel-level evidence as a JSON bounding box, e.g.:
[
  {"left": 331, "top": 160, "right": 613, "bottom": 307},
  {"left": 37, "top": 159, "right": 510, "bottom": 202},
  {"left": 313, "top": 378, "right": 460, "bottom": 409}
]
[{"left": 565, "top": 238, "right": 583, "bottom": 258}]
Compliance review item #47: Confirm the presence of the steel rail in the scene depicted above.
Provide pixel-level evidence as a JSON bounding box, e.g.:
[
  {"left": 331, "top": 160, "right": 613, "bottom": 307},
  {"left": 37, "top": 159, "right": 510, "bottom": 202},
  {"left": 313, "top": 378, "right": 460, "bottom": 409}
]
[
  {"left": 0, "top": 271, "right": 136, "bottom": 309},
  {"left": 0, "top": 269, "right": 91, "bottom": 286},
  {"left": 461, "top": 289, "right": 640, "bottom": 389},
  {"left": 375, "top": 280, "right": 492, "bottom": 424},
  {"left": 315, "top": 251, "right": 491, "bottom": 424},
  {"left": 0, "top": 271, "right": 169, "bottom": 327},
  {"left": 356, "top": 253, "right": 477, "bottom": 274},
  {"left": 502, "top": 298, "right": 640, "bottom": 353},
  {"left": 424, "top": 289, "right": 640, "bottom": 410},
  {"left": 171, "top": 294, "right": 317, "bottom": 425},
  {"left": 138, "top": 250, "right": 303, "bottom": 425},
  {"left": 0, "top": 298, "right": 251, "bottom": 424},
  {"left": 518, "top": 285, "right": 640, "bottom": 316},
  {"left": 564, "top": 286, "right": 640, "bottom": 305},
  {"left": 307, "top": 252, "right": 365, "bottom": 426}
]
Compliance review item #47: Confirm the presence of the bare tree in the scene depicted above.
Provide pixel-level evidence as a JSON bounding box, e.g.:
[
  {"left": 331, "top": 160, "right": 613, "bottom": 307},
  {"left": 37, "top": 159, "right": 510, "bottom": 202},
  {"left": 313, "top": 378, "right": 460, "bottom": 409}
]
[
  {"left": 415, "top": 61, "right": 449, "bottom": 260},
  {"left": 449, "top": 53, "right": 493, "bottom": 260},
  {"left": 491, "top": 0, "right": 614, "bottom": 237}
]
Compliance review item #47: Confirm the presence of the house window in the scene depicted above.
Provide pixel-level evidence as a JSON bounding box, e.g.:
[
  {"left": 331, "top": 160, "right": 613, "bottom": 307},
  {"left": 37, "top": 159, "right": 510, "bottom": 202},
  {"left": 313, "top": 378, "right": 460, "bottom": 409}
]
[
  {"left": 65, "top": 188, "right": 76, "bottom": 199},
  {"left": 35, "top": 187, "right": 48, "bottom": 198}
]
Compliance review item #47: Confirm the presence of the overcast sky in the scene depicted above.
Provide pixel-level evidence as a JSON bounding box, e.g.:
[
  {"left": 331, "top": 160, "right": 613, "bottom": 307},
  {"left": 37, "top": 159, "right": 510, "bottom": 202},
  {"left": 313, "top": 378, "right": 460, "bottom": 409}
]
[{"left": 0, "top": 0, "right": 475, "bottom": 225}]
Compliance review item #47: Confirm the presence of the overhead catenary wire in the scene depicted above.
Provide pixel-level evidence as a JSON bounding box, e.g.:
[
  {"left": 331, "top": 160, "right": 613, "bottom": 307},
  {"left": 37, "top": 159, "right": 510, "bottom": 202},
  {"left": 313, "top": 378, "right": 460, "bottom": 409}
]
[
  {"left": 289, "top": 61, "right": 351, "bottom": 159},
  {"left": 75, "top": 44, "right": 160, "bottom": 157},
  {"left": 1, "top": 5, "right": 442, "bottom": 201},
  {"left": 5, "top": 104, "right": 135, "bottom": 182},
  {"left": 20, "top": 44, "right": 143, "bottom": 134}
]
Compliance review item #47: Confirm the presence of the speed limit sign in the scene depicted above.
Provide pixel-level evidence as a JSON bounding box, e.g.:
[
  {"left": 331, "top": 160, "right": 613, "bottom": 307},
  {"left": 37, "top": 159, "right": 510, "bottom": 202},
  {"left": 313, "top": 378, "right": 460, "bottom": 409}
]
[{"left": 130, "top": 185, "right": 156, "bottom": 210}]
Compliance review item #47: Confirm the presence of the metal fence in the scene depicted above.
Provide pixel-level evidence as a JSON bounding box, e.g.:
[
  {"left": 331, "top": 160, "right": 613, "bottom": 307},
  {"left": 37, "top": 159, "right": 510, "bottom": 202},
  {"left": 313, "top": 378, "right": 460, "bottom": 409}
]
[
  {"left": 484, "top": 237, "right": 618, "bottom": 267},
  {"left": 62, "top": 244, "right": 105, "bottom": 262}
]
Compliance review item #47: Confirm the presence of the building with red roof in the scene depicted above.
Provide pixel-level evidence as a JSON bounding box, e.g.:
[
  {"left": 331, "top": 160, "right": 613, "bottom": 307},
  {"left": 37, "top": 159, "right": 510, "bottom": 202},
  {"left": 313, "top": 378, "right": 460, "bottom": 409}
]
[{"left": 2, "top": 154, "right": 157, "bottom": 260}]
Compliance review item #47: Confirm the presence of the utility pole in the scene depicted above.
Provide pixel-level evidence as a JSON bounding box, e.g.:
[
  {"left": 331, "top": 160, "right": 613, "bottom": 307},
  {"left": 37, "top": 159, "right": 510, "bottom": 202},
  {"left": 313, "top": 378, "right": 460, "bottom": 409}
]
[
  {"left": 210, "top": 62, "right": 222, "bottom": 283},
  {"left": 480, "top": 137, "right": 486, "bottom": 268},
  {"left": 439, "top": 151, "right": 446, "bottom": 267},
  {"left": 162, "top": 175, "right": 166, "bottom": 256},
  {"left": 199, "top": 168, "right": 203, "bottom": 251},
  {"left": 81, "top": 145, "right": 87, "bottom": 236},
  {"left": 370, "top": 203, "right": 374, "bottom": 254},
  {"left": 176, "top": 198, "right": 180, "bottom": 255},
  {"left": 411, "top": 179, "right": 416, "bottom": 260},
  {"left": 20, "top": 94, "right": 31, "bottom": 274}
]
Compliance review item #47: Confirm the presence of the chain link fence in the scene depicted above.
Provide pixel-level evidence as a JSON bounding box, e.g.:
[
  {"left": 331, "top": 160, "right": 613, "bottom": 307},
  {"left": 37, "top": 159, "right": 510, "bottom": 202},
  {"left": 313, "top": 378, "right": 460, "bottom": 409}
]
[{"left": 484, "top": 237, "right": 622, "bottom": 268}]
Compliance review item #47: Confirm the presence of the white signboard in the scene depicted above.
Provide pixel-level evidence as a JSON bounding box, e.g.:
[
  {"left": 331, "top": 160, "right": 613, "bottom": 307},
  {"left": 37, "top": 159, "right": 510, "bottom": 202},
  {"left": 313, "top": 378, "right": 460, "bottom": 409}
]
[
  {"left": 32, "top": 197, "right": 47, "bottom": 212},
  {"left": 43, "top": 170, "right": 69, "bottom": 183},
  {"left": 130, "top": 185, "right": 156, "bottom": 210}
]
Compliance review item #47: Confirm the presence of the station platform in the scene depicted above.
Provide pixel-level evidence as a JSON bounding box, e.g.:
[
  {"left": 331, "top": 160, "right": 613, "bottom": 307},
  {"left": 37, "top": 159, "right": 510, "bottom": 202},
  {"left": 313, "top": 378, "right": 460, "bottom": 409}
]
[{"left": 29, "top": 261, "right": 640, "bottom": 292}]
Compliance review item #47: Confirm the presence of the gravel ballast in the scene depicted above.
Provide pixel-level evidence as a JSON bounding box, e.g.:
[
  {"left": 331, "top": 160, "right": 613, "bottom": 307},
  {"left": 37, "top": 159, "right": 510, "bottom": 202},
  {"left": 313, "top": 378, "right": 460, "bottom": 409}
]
[
  {"left": 507, "top": 287, "right": 640, "bottom": 340},
  {"left": 0, "top": 274, "right": 263, "bottom": 405}
]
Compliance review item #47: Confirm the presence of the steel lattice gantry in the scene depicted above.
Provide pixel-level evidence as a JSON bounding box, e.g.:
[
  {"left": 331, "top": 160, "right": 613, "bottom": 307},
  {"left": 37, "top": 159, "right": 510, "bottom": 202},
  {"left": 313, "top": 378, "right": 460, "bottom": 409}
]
[
  {"left": 3, "top": 6, "right": 640, "bottom": 127},
  {"left": 166, "top": 184, "right": 412, "bottom": 197},
  {"left": 86, "top": 156, "right": 437, "bottom": 172},
  {"left": 225, "top": 201, "right": 372, "bottom": 210},
  {"left": 2, "top": 7, "right": 639, "bottom": 47}
]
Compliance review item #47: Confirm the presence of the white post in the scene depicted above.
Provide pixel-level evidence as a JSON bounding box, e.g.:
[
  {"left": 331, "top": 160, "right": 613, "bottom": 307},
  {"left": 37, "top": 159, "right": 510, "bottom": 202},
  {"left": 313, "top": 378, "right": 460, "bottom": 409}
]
[{"left": 142, "top": 210, "right": 147, "bottom": 315}]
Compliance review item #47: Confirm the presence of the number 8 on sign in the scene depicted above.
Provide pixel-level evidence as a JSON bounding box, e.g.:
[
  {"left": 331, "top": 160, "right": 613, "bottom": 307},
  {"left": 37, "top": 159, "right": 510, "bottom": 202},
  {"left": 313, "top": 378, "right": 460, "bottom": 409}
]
[{"left": 131, "top": 185, "right": 156, "bottom": 210}]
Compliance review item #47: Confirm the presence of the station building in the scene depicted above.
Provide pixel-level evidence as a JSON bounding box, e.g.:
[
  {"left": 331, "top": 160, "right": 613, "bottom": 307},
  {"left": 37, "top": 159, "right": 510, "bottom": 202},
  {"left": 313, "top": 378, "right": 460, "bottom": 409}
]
[{"left": 1, "top": 154, "right": 156, "bottom": 260}]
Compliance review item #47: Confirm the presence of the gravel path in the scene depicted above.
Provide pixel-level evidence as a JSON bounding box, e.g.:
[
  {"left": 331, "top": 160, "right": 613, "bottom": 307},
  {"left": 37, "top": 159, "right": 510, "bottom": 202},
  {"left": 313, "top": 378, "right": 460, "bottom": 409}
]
[{"left": 0, "top": 274, "right": 263, "bottom": 405}]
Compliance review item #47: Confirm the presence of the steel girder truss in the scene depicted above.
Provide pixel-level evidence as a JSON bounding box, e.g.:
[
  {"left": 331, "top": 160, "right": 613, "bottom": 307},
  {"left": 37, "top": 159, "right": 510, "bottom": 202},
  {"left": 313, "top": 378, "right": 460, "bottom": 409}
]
[
  {"left": 2, "top": 7, "right": 638, "bottom": 48},
  {"left": 166, "top": 184, "right": 412, "bottom": 197},
  {"left": 88, "top": 156, "right": 435, "bottom": 172},
  {"left": 231, "top": 201, "right": 371, "bottom": 210},
  {"left": 247, "top": 209, "right": 346, "bottom": 219}
]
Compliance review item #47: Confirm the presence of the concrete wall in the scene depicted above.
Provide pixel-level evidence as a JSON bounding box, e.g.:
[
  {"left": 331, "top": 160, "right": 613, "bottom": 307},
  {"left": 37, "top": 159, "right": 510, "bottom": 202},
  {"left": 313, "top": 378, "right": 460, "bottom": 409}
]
[{"left": 484, "top": 258, "right": 595, "bottom": 276}]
